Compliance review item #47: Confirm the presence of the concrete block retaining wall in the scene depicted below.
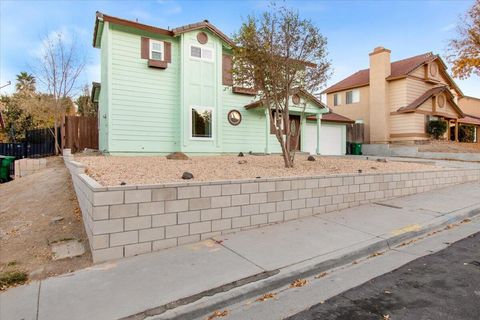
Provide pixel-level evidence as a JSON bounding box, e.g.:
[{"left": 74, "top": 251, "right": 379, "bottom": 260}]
[
  {"left": 63, "top": 152, "right": 480, "bottom": 263},
  {"left": 14, "top": 158, "right": 47, "bottom": 178}
]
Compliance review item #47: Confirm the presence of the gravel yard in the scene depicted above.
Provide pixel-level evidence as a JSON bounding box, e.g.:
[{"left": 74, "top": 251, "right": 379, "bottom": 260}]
[{"left": 76, "top": 155, "right": 439, "bottom": 186}]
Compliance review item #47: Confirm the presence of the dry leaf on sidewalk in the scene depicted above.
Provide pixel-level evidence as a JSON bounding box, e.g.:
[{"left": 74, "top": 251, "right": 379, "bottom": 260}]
[
  {"left": 256, "top": 292, "right": 277, "bottom": 302},
  {"left": 383, "top": 315, "right": 390, "bottom": 320},
  {"left": 369, "top": 251, "right": 384, "bottom": 258},
  {"left": 290, "top": 279, "right": 308, "bottom": 288},
  {"left": 314, "top": 272, "right": 328, "bottom": 279},
  {"left": 207, "top": 310, "right": 228, "bottom": 320}
]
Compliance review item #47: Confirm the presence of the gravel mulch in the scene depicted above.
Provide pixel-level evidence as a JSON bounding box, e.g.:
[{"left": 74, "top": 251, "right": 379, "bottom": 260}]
[{"left": 76, "top": 155, "right": 439, "bottom": 186}]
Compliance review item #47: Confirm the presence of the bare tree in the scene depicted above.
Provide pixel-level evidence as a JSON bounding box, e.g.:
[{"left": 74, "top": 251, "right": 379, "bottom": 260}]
[
  {"left": 34, "top": 32, "right": 86, "bottom": 154},
  {"left": 233, "top": 5, "right": 331, "bottom": 168}
]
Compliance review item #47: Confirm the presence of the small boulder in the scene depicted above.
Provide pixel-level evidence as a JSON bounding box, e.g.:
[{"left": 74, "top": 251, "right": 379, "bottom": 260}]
[
  {"left": 50, "top": 216, "right": 64, "bottom": 224},
  {"left": 238, "top": 160, "right": 247, "bottom": 164},
  {"left": 182, "top": 172, "right": 194, "bottom": 180},
  {"left": 307, "top": 155, "right": 316, "bottom": 161},
  {"left": 376, "top": 158, "right": 388, "bottom": 163},
  {"left": 166, "top": 152, "right": 190, "bottom": 160},
  {"left": 358, "top": 169, "right": 363, "bottom": 173},
  {"left": 120, "top": 181, "right": 127, "bottom": 186},
  {"left": 238, "top": 152, "right": 244, "bottom": 157}
]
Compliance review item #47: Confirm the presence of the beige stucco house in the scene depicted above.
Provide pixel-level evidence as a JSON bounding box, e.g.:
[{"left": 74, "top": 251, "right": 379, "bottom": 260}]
[{"left": 322, "top": 47, "right": 480, "bottom": 144}]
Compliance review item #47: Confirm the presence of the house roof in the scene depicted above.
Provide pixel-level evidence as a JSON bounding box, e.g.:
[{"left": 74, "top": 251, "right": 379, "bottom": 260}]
[
  {"left": 396, "top": 86, "right": 464, "bottom": 117},
  {"left": 307, "top": 112, "right": 354, "bottom": 123},
  {"left": 93, "top": 12, "right": 234, "bottom": 48},
  {"left": 321, "top": 52, "right": 462, "bottom": 95},
  {"left": 171, "top": 20, "right": 234, "bottom": 47},
  {"left": 244, "top": 89, "right": 327, "bottom": 111},
  {"left": 459, "top": 114, "right": 480, "bottom": 126}
]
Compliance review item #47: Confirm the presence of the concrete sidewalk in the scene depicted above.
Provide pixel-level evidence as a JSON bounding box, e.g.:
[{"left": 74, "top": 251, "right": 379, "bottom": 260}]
[{"left": 2, "top": 182, "right": 480, "bottom": 320}]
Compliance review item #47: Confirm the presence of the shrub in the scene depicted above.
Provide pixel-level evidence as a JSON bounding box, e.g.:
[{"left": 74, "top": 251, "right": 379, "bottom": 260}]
[
  {"left": 459, "top": 125, "right": 475, "bottom": 142},
  {"left": 427, "top": 120, "right": 448, "bottom": 139},
  {"left": 0, "top": 270, "right": 28, "bottom": 290}
]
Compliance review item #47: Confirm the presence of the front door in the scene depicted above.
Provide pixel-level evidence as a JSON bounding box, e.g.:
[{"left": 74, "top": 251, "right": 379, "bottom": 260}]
[{"left": 289, "top": 115, "right": 301, "bottom": 151}]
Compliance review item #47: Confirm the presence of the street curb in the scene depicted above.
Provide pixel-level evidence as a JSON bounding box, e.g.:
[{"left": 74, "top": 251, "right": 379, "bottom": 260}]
[{"left": 133, "top": 205, "right": 480, "bottom": 320}]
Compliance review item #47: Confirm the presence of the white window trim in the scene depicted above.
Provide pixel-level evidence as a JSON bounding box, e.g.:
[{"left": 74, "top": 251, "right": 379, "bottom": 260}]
[
  {"left": 346, "top": 89, "right": 360, "bottom": 104},
  {"left": 149, "top": 39, "right": 164, "bottom": 61},
  {"left": 334, "top": 93, "right": 341, "bottom": 106},
  {"left": 189, "top": 44, "right": 214, "bottom": 62},
  {"left": 189, "top": 106, "right": 215, "bottom": 140}
]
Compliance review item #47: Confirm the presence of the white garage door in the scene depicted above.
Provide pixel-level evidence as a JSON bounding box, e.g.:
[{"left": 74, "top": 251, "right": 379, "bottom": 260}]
[{"left": 304, "top": 122, "right": 345, "bottom": 155}]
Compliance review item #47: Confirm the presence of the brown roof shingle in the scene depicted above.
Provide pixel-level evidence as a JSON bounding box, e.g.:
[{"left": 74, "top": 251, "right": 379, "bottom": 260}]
[
  {"left": 459, "top": 114, "right": 480, "bottom": 126},
  {"left": 397, "top": 86, "right": 447, "bottom": 113},
  {"left": 396, "top": 86, "right": 464, "bottom": 117},
  {"left": 307, "top": 112, "right": 354, "bottom": 123},
  {"left": 322, "top": 52, "right": 436, "bottom": 94}
]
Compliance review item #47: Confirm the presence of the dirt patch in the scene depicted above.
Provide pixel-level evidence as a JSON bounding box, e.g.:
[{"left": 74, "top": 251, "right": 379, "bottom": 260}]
[
  {"left": 0, "top": 156, "right": 91, "bottom": 289},
  {"left": 417, "top": 141, "right": 480, "bottom": 153},
  {"left": 76, "top": 154, "right": 439, "bottom": 186}
]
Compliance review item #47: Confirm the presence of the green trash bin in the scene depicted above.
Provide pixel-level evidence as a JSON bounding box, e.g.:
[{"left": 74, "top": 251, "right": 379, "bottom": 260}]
[
  {"left": 351, "top": 143, "right": 362, "bottom": 156},
  {"left": 0, "top": 156, "right": 15, "bottom": 181}
]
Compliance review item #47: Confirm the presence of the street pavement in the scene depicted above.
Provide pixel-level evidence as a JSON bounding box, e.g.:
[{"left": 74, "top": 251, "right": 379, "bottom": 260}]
[
  {"left": 194, "top": 215, "right": 480, "bottom": 320},
  {"left": 2, "top": 182, "right": 480, "bottom": 320},
  {"left": 287, "top": 231, "right": 480, "bottom": 320}
]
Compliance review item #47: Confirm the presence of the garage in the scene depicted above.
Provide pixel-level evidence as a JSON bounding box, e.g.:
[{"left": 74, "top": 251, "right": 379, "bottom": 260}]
[{"left": 303, "top": 112, "right": 353, "bottom": 155}]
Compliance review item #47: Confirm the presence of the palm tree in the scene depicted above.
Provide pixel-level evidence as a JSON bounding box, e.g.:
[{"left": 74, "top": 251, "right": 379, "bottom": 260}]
[{"left": 15, "top": 72, "right": 36, "bottom": 94}]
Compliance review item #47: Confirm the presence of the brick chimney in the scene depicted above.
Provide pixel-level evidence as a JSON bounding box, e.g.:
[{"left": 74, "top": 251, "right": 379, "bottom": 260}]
[{"left": 369, "top": 46, "right": 391, "bottom": 143}]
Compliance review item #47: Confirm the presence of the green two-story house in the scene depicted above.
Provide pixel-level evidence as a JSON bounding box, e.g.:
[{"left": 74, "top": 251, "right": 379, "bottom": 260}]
[{"left": 92, "top": 12, "right": 350, "bottom": 155}]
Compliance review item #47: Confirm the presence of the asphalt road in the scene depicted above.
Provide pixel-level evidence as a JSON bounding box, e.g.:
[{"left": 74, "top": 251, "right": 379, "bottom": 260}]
[{"left": 286, "top": 232, "right": 480, "bottom": 320}]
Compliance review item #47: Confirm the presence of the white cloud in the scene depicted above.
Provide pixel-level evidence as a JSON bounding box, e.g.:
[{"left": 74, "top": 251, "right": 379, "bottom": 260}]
[{"left": 440, "top": 23, "right": 456, "bottom": 32}]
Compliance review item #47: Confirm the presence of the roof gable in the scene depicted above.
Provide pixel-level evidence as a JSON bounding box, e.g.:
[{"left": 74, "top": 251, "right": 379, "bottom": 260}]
[
  {"left": 321, "top": 52, "right": 458, "bottom": 94},
  {"left": 93, "top": 12, "right": 234, "bottom": 48},
  {"left": 396, "top": 86, "right": 464, "bottom": 117},
  {"left": 172, "top": 20, "right": 234, "bottom": 47}
]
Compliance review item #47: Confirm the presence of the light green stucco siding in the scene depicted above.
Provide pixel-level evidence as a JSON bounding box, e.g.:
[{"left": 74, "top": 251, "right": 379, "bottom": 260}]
[
  {"left": 98, "top": 21, "right": 109, "bottom": 152},
  {"left": 221, "top": 87, "right": 282, "bottom": 153},
  {"left": 107, "top": 24, "right": 180, "bottom": 154},
  {"left": 97, "top": 21, "right": 329, "bottom": 155}
]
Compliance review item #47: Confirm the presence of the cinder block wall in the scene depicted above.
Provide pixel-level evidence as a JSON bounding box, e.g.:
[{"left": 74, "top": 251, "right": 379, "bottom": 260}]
[
  {"left": 63, "top": 152, "right": 480, "bottom": 263},
  {"left": 14, "top": 158, "right": 47, "bottom": 178}
]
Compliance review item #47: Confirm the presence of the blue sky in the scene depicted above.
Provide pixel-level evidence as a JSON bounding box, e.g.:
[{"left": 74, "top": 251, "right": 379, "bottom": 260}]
[{"left": 0, "top": 0, "right": 478, "bottom": 97}]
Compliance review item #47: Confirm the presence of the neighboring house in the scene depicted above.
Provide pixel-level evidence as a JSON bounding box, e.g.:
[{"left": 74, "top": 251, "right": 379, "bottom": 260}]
[
  {"left": 458, "top": 96, "right": 480, "bottom": 137},
  {"left": 92, "top": 12, "right": 350, "bottom": 155},
  {"left": 322, "top": 47, "right": 479, "bottom": 144}
]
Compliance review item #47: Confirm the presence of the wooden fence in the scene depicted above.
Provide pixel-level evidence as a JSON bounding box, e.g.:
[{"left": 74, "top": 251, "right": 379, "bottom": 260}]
[{"left": 62, "top": 116, "right": 98, "bottom": 153}]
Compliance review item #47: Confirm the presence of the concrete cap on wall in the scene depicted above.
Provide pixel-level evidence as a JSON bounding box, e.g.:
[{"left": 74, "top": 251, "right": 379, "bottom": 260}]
[{"left": 369, "top": 46, "right": 391, "bottom": 56}]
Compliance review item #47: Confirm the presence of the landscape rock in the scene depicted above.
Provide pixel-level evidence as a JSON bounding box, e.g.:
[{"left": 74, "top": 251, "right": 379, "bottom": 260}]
[
  {"left": 182, "top": 172, "right": 194, "bottom": 179},
  {"left": 50, "top": 216, "right": 64, "bottom": 224},
  {"left": 238, "top": 152, "right": 244, "bottom": 157},
  {"left": 120, "top": 181, "right": 127, "bottom": 186},
  {"left": 166, "top": 152, "right": 190, "bottom": 160},
  {"left": 377, "top": 158, "right": 388, "bottom": 163},
  {"left": 307, "top": 155, "right": 316, "bottom": 161},
  {"left": 238, "top": 160, "right": 247, "bottom": 164}
]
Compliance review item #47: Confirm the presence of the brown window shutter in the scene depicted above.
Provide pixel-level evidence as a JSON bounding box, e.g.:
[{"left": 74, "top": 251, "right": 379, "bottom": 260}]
[
  {"left": 164, "top": 41, "right": 172, "bottom": 63},
  {"left": 141, "top": 37, "right": 149, "bottom": 59},
  {"left": 222, "top": 54, "right": 233, "bottom": 86}
]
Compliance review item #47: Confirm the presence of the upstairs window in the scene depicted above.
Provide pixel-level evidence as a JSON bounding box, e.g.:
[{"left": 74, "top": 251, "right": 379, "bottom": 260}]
[
  {"left": 346, "top": 89, "right": 360, "bottom": 104},
  {"left": 190, "top": 45, "right": 214, "bottom": 62},
  {"left": 334, "top": 93, "right": 341, "bottom": 106},
  {"left": 150, "top": 40, "right": 164, "bottom": 61}
]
